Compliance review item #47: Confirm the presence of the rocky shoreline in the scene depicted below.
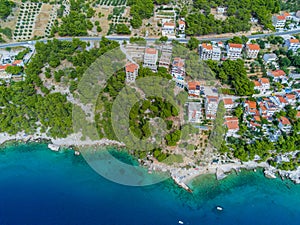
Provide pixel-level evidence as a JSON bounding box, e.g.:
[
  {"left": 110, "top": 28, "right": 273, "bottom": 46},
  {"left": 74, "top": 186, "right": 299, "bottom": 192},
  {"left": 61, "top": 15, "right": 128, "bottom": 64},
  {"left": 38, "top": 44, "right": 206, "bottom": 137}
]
[{"left": 1, "top": 131, "right": 300, "bottom": 190}]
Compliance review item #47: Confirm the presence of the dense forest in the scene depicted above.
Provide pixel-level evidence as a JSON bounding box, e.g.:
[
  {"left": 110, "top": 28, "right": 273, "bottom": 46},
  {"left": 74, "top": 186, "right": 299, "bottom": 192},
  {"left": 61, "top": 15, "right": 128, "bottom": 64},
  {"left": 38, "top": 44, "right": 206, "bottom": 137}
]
[
  {"left": 186, "top": 0, "right": 280, "bottom": 35},
  {"left": 0, "top": 0, "right": 15, "bottom": 20},
  {"left": 206, "top": 59, "right": 255, "bottom": 96},
  {"left": 279, "top": 0, "right": 299, "bottom": 12},
  {"left": 51, "top": 0, "right": 96, "bottom": 37},
  {"left": 0, "top": 37, "right": 120, "bottom": 138},
  {"left": 0, "top": 82, "right": 72, "bottom": 138},
  {"left": 127, "top": 0, "right": 154, "bottom": 28}
]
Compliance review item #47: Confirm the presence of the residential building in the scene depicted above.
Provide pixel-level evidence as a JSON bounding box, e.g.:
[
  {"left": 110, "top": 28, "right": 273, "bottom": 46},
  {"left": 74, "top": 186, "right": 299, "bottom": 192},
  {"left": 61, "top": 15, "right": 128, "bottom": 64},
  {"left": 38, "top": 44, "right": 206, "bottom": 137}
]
[
  {"left": 296, "top": 111, "right": 300, "bottom": 119},
  {"left": 125, "top": 62, "right": 139, "bottom": 82},
  {"left": 223, "top": 98, "right": 235, "bottom": 110},
  {"left": 253, "top": 80, "right": 263, "bottom": 93},
  {"left": 199, "top": 43, "right": 221, "bottom": 61},
  {"left": 199, "top": 43, "right": 212, "bottom": 60},
  {"left": 159, "top": 45, "right": 172, "bottom": 69},
  {"left": 12, "top": 60, "right": 24, "bottom": 67},
  {"left": 278, "top": 116, "right": 292, "bottom": 133},
  {"left": 277, "top": 95, "right": 288, "bottom": 108},
  {"left": 285, "top": 94, "right": 297, "bottom": 105},
  {"left": 171, "top": 57, "right": 186, "bottom": 88},
  {"left": 263, "top": 53, "right": 277, "bottom": 64},
  {"left": 143, "top": 48, "right": 158, "bottom": 72},
  {"left": 244, "top": 100, "right": 257, "bottom": 115},
  {"left": 178, "top": 18, "right": 185, "bottom": 32},
  {"left": 283, "top": 12, "right": 293, "bottom": 20},
  {"left": 285, "top": 38, "right": 300, "bottom": 52},
  {"left": 162, "top": 21, "right": 175, "bottom": 37},
  {"left": 188, "top": 102, "right": 202, "bottom": 123},
  {"left": 224, "top": 117, "right": 239, "bottom": 136},
  {"left": 296, "top": 11, "right": 300, "bottom": 18},
  {"left": 248, "top": 121, "right": 261, "bottom": 131},
  {"left": 254, "top": 78, "right": 270, "bottom": 93},
  {"left": 205, "top": 95, "right": 219, "bottom": 119},
  {"left": 188, "top": 81, "right": 201, "bottom": 97},
  {"left": 272, "top": 15, "right": 286, "bottom": 29},
  {"left": 245, "top": 44, "right": 260, "bottom": 58},
  {"left": 267, "top": 70, "right": 287, "bottom": 83},
  {"left": 0, "top": 64, "right": 12, "bottom": 82},
  {"left": 289, "top": 73, "right": 300, "bottom": 80},
  {"left": 259, "top": 78, "right": 270, "bottom": 91},
  {"left": 217, "top": 7, "right": 226, "bottom": 14},
  {"left": 226, "top": 43, "right": 243, "bottom": 60}
]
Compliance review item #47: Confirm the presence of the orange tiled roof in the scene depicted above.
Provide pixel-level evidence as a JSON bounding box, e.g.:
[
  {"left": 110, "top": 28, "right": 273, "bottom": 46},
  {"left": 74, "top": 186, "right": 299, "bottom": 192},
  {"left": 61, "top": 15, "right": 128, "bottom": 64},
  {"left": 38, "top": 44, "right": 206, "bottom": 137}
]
[
  {"left": 178, "top": 20, "right": 185, "bottom": 25},
  {"left": 279, "top": 116, "right": 291, "bottom": 125},
  {"left": 145, "top": 48, "right": 157, "bottom": 54},
  {"left": 0, "top": 64, "right": 11, "bottom": 70},
  {"left": 253, "top": 81, "right": 261, "bottom": 87},
  {"left": 250, "top": 122, "right": 261, "bottom": 127},
  {"left": 270, "top": 70, "right": 286, "bottom": 77},
  {"left": 225, "top": 117, "right": 239, "bottom": 130},
  {"left": 12, "top": 60, "right": 23, "bottom": 65},
  {"left": 247, "top": 44, "right": 260, "bottom": 51},
  {"left": 260, "top": 78, "right": 270, "bottom": 84},
  {"left": 246, "top": 100, "right": 257, "bottom": 109},
  {"left": 277, "top": 15, "right": 286, "bottom": 20},
  {"left": 283, "top": 12, "right": 290, "bottom": 17},
  {"left": 286, "top": 94, "right": 296, "bottom": 99},
  {"left": 228, "top": 43, "right": 243, "bottom": 48},
  {"left": 290, "top": 39, "right": 300, "bottom": 43},
  {"left": 254, "top": 116, "right": 261, "bottom": 122},
  {"left": 260, "top": 103, "right": 267, "bottom": 111},
  {"left": 188, "top": 81, "right": 201, "bottom": 90},
  {"left": 277, "top": 96, "right": 288, "bottom": 103},
  {"left": 125, "top": 63, "right": 138, "bottom": 73},
  {"left": 223, "top": 98, "right": 233, "bottom": 105},
  {"left": 202, "top": 43, "right": 213, "bottom": 50},
  {"left": 297, "top": 111, "right": 300, "bottom": 118},
  {"left": 173, "top": 58, "right": 184, "bottom": 67},
  {"left": 164, "top": 22, "right": 175, "bottom": 27}
]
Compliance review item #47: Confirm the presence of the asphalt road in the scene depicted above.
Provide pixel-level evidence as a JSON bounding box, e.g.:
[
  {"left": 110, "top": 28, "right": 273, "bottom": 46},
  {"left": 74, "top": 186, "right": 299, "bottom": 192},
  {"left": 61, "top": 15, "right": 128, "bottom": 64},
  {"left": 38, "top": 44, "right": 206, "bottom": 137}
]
[{"left": 0, "top": 29, "right": 299, "bottom": 48}]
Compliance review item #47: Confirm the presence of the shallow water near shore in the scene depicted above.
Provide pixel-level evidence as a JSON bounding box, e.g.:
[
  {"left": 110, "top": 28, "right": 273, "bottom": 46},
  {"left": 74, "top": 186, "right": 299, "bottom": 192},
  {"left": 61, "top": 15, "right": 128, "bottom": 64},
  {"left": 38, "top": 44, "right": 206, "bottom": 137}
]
[{"left": 1, "top": 143, "right": 300, "bottom": 225}]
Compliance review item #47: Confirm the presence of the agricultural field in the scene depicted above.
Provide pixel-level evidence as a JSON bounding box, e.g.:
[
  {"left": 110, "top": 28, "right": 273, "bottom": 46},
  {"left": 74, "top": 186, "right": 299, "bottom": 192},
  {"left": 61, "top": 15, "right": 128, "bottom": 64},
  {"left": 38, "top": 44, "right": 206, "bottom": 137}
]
[
  {"left": 13, "top": 2, "right": 42, "bottom": 41},
  {"left": 33, "top": 4, "right": 58, "bottom": 38},
  {"left": 13, "top": 2, "right": 59, "bottom": 40},
  {"left": 95, "top": 0, "right": 127, "bottom": 6}
]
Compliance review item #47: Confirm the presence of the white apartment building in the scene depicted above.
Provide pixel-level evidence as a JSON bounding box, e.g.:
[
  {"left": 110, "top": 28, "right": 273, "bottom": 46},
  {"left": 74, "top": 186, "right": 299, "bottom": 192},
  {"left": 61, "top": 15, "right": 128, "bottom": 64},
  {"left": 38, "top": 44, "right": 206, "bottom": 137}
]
[
  {"left": 205, "top": 95, "right": 219, "bottom": 119},
  {"left": 125, "top": 62, "right": 139, "bottom": 82},
  {"left": 199, "top": 43, "right": 221, "bottom": 61},
  {"left": 178, "top": 18, "right": 185, "bottom": 32},
  {"left": 171, "top": 57, "right": 186, "bottom": 88},
  {"left": 245, "top": 44, "right": 260, "bottom": 58},
  {"left": 162, "top": 20, "right": 175, "bottom": 37},
  {"left": 143, "top": 48, "right": 158, "bottom": 72},
  {"left": 188, "top": 102, "right": 202, "bottom": 123},
  {"left": 272, "top": 15, "right": 286, "bottom": 29},
  {"left": 226, "top": 43, "right": 243, "bottom": 60},
  {"left": 285, "top": 38, "right": 300, "bottom": 52}
]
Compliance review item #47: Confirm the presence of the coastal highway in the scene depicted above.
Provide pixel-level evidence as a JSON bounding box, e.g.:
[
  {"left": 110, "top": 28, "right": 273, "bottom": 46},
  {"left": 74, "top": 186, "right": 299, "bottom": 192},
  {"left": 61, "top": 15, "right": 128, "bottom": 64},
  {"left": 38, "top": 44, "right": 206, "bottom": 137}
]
[{"left": 0, "top": 29, "right": 300, "bottom": 48}]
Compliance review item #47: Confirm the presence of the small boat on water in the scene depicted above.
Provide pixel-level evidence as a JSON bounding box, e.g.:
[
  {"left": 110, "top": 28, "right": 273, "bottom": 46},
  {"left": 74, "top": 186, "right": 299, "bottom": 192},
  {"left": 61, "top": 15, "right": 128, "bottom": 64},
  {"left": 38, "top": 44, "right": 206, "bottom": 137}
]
[
  {"left": 178, "top": 220, "right": 184, "bottom": 224},
  {"left": 216, "top": 206, "right": 223, "bottom": 211}
]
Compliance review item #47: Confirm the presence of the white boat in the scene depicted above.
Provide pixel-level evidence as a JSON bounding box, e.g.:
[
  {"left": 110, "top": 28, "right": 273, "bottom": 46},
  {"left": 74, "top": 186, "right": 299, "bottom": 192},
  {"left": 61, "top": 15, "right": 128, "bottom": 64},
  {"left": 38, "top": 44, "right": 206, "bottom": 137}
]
[
  {"left": 216, "top": 206, "right": 223, "bottom": 211},
  {"left": 178, "top": 221, "right": 184, "bottom": 224}
]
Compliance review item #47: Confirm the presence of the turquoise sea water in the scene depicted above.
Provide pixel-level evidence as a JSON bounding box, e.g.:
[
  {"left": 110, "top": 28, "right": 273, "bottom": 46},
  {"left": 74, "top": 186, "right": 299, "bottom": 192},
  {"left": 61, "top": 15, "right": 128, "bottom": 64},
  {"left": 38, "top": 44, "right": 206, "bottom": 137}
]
[{"left": 1, "top": 143, "right": 300, "bottom": 225}]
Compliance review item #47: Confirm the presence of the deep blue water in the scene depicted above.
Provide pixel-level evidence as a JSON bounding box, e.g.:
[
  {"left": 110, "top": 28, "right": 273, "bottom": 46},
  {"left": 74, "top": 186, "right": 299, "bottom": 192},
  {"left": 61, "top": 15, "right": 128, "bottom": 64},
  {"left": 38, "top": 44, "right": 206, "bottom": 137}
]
[{"left": 0, "top": 143, "right": 300, "bottom": 225}]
